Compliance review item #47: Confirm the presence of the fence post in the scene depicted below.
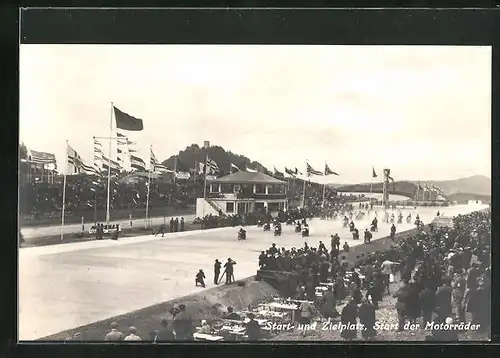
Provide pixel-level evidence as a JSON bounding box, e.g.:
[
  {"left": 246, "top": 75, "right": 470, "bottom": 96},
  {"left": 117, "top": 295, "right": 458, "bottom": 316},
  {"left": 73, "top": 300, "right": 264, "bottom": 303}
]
[{"left": 129, "top": 214, "right": 133, "bottom": 231}]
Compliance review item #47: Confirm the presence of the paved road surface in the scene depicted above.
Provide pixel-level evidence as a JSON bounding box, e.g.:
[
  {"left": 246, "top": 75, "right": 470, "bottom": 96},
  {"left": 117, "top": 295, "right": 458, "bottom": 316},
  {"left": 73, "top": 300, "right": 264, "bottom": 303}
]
[
  {"left": 20, "top": 214, "right": 197, "bottom": 239},
  {"left": 19, "top": 204, "right": 486, "bottom": 340}
]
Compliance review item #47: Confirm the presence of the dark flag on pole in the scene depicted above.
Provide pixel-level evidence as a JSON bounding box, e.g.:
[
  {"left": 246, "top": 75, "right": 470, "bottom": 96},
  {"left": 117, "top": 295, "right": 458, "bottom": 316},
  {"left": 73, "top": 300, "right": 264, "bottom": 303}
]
[
  {"left": 113, "top": 106, "right": 144, "bottom": 131},
  {"left": 372, "top": 167, "right": 377, "bottom": 178},
  {"left": 325, "top": 164, "right": 339, "bottom": 176}
]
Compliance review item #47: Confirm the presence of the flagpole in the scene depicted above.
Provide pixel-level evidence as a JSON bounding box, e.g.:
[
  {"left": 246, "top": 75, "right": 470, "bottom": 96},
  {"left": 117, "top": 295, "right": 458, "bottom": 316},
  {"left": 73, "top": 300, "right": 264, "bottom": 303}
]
[
  {"left": 145, "top": 145, "right": 152, "bottom": 229},
  {"left": 174, "top": 155, "right": 178, "bottom": 184},
  {"left": 106, "top": 103, "right": 113, "bottom": 223},
  {"left": 61, "top": 141, "right": 69, "bottom": 241},
  {"left": 302, "top": 161, "right": 307, "bottom": 208},
  {"left": 203, "top": 152, "right": 208, "bottom": 200}
]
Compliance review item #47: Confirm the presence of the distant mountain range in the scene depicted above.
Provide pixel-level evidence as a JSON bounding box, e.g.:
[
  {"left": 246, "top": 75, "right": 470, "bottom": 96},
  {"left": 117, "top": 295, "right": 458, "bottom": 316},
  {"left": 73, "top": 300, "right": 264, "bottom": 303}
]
[
  {"left": 335, "top": 175, "right": 491, "bottom": 202},
  {"left": 158, "top": 144, "right": 490, "bottom": 202}
]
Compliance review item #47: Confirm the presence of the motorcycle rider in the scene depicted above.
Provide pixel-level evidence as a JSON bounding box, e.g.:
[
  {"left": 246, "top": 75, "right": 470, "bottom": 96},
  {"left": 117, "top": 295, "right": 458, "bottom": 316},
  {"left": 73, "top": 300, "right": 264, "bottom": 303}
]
[
  {"left": 238, "top": 227, "right": 247, "bottom": 240},
  {"left": 364, "top": 229, "right": 372, "bottom": 244},
  {"left": 390, "top": 224, "right": 396, "bottom": 240}
]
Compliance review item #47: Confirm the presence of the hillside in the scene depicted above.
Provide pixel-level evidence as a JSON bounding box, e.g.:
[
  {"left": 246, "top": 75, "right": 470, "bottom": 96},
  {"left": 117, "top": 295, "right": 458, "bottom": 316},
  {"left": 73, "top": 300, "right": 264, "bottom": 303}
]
[
  {"left": 336, "top": 175, "right": 491, "bottom": 200},
  {"left": 422, "top": 175, "right": 490, "bottom": 196},
  {"left": 162, "top": 144, "right": 271, "bottom": 176},
  {"left": 337, "top": 181, "right": 418, "bottom": 198}
]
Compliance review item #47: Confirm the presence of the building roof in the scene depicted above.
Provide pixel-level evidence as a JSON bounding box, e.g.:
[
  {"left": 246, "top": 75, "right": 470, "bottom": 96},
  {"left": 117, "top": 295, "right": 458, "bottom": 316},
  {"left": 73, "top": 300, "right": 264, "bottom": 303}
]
[{"left": 209, "top": 171, "right": 287, "bottom": 184}]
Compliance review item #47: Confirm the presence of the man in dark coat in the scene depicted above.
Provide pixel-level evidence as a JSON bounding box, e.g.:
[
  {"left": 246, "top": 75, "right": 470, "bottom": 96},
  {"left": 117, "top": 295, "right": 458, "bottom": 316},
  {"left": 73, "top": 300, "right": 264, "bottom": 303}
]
[
  {"left": 155, "top": 318, "right": 175, "bottom": 342},
  {"left": 224, "top": 258, "right": 236, "bottom": 284},
  {"left": 419, "top": 285, "right": 435, "bottom": 325},
  {"left": 180, "top": 217, "right": 185, "bottom": 232},
  {"left": 393, "top": 281, "right": 410, "bottom": 331},
  {"left": 195, "top": 269, "right": 206, "bottom": 288},
  {"left": 358, "top": 298, "right": 376, "bottom": 340},
  {"left": 340, "top": 299, "right": 358, "bottom": 340},
  {"left": 245, "top": 313, "right": 261, "bottom": 341},
  {"left": 174, "top": 218, "right": 179, "bottom": 232},
  {"left": 170, "top": 218, "right": 175, "bottom": 232},
  {"left": 173, "top": 304, "right": 194, "bottom": 341},
  {"left": 214, "top": 259, "right": 222, "bottom": 284},
  {"left": 434, "top": 278, "right": 453, "bottom": 317}
]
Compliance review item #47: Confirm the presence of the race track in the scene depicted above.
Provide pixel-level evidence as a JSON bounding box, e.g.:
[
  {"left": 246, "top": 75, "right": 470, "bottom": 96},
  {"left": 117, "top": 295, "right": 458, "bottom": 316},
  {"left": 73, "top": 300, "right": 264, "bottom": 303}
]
[{"left": 19, "top": 204, "right": 486, "bottom": 340}]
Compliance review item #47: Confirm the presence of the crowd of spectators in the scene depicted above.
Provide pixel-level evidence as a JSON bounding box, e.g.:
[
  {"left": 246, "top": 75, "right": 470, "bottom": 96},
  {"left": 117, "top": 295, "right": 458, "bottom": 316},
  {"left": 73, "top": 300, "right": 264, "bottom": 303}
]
[
  {"left": 257, "top": 209, "right": 491, "bottom": 340},
  {"left": 19, "top": 176, "right": 192, "bottom": 220}
]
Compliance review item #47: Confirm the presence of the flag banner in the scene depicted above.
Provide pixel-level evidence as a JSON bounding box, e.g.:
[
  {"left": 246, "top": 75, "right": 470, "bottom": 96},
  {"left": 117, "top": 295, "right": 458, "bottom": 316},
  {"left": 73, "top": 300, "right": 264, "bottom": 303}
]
[
  {"left": 117, "top": 132, "right": 127, "bottom": 139},
  {"left": 130, "top": 154, "right": 145, "bottom": 166},
  {"left": 28, "top": 149, "right": 57, "bottom": 165},
  {"left": 93, "top": 139, "right": 103, "bottom": 147},
  {"left": 294, "top": 168, "right": 303, "bottom": 175},
  {"left": 306, "top": 163, "right": 323, "bottom": 176},
  {"left": 102, "top": 156, "right": 121, "bottom": 169},
  {"left": 150, "top": 148, "right": 157, "bottom": 167},
  {"left": 432, "top": 185, "right": 443, "bottom": 193},
  {"left": 94, "top": 147, "right": 104, "bottom": 155},
  {"left": 79, "top": 161, "right": 101, "bottom": 176},
  {"left": 246, "top": 166, "right": 258, "bottom": 172},
  {"left": 325, "top": 164, "right": 339, "bottom": 176},
  {"left": 230, "top": 163, "right": 240, "bottom": 172},
  {"left": 274, "top": 167, "right": 285, "bottom": 179},
  {"left": 285, "top": 167, "right": 296, "bottom": 176},
  {"left": 130, "top": 163, "right": 146, "bottom": 171},
  {"left": 206, "top": 157, "right": 219, "bottom": 174},
  {"left": 113, "top": 106, "right": 144, "bottom": 131},
  {"left": 154, "top": 164, "right": 171, "bottom": 173},
  {"left": 128, "top": 148, "right": 138, "bottom": 153},
  {"left": 175, "top": 171, "right": 191, "bottom": 180},
  {"left": 372, "top": 167, "right": 377, "bottom": 178},
  {"left": 67, "top": 145, "right": 80, "bottom": 174}
]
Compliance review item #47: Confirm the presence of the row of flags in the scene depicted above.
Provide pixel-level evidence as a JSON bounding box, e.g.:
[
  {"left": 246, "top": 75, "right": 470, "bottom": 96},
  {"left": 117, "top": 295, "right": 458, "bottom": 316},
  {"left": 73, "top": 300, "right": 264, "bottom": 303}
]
[{"left": 26, "top": 105, "right": 446, "bottom": 200}]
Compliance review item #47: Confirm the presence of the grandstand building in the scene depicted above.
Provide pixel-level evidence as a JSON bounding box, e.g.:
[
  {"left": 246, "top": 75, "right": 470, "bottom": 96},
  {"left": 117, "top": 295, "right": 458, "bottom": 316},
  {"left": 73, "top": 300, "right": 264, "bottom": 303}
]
[{"left": 196, "top": 171, "right": 288, "bottom": 217}]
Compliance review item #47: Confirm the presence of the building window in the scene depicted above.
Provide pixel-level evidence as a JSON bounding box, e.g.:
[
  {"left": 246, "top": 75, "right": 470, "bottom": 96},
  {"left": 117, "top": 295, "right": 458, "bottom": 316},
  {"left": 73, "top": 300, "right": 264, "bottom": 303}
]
[
  {"left": 221, "top": 184, "right": 232, "bottom": 193},
  {"left": 255, "top": 184, "right": 266, "bottom": 193},
  {"left": 226, "top": 202, "right": 234, "bottom": 213}
]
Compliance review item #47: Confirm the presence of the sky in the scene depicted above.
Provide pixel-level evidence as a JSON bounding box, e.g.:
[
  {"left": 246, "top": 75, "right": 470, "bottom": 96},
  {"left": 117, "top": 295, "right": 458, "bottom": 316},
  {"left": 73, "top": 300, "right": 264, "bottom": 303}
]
[{"left": 19, "top": 45, "right": 491, "bottom": 184}]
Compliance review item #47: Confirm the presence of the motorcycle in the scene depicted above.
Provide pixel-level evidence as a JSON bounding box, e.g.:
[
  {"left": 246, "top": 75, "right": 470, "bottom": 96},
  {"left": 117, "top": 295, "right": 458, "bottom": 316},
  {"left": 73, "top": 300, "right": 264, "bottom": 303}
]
[
  {"left": 238, "top": 230, "right": 247, "bottom": 240},
  {"left": 263, "top": 223, "right": 271, "bottom": 232},
  {"left": 257, "top": 220, "right": 263, "bottom": 228},
  {"left": 342, "top": 221, "right": 348, "bottom": 228},
  {"left": 397, "top": 217, "right": 403, "bottom": 224},
  {"left": 370, "top": 224, "right": 378, "bottom": 232},
  {"left": 295, "top": 224, "right": 301, "bottom": 233},
  {"left": 406, "top": 217, "right": 412, "bottom": 224},
  {"left": 302, "top": 227, "right": 309, "bottom": 237},
  {"left": 274, "top": 226, "right": 282, "bottom": 237}
]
